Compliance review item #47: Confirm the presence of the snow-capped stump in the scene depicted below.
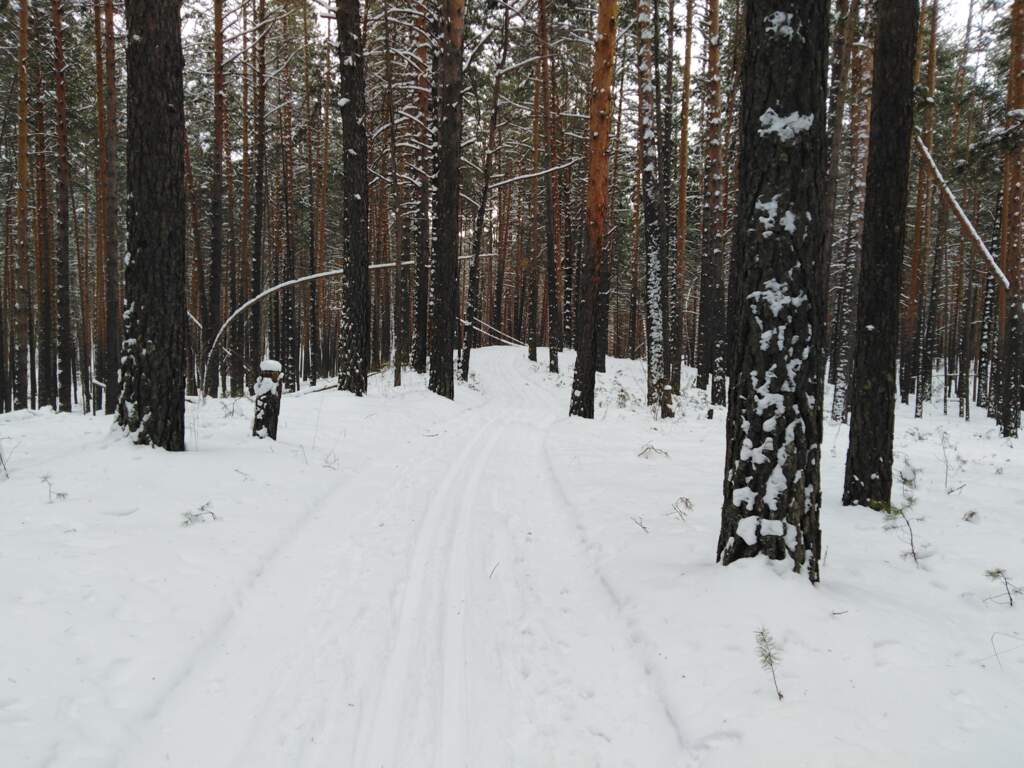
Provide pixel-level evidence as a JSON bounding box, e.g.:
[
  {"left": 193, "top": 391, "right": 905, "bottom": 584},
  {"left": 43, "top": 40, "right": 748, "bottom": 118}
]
[{"left": 252, "top": 359, "right": 283, "bottom": 440}]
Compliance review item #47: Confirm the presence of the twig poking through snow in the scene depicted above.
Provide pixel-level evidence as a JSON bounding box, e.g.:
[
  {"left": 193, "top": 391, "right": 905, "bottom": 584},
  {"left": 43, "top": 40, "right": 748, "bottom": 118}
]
[
  {"left": 630, "top": 516, "right": 650, "bottom": 534},
  {"left": 182, "top": 502, "right": 217, "bottom": 527},
  {"left": 638, "top": 442, "right": 670, "bottom": 459},
  {"left": 985, "top": 568, "right": 1020, "bottom": 608}
]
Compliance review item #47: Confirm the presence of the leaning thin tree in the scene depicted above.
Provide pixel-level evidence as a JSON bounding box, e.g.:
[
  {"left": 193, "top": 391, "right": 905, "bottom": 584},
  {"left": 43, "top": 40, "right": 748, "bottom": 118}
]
[
  {"left": 717, "top": 0, "right": 828, "bottom": 582},
  {"left": 117, "top": 0, "right": 187, "bottom": 451}
]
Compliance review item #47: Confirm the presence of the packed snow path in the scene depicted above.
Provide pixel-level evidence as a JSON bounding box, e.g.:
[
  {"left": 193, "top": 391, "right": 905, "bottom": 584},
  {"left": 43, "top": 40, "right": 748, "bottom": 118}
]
[{"left": 2, "top": 348, "right": 1023, "bottom": 767}]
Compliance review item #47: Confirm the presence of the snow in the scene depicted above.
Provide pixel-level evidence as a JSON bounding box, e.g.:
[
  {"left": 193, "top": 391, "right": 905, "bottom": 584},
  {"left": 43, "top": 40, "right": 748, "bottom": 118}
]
[
  {"left": 259, "top": 358, "right": 282, "bottom": 373},
  {"left": 1, "top": 347, "right": 1023, "bottom": 767},
  {"left": 764, "top": 11, "right": 800, "bottom": 41},
  {"left": 758, "top": 108, "right": 814, "bottom": 142}
]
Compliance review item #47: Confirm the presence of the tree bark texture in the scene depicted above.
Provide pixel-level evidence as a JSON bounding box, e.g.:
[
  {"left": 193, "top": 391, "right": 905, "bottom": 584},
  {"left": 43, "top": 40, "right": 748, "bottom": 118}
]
[{"left": 718, "top": 0, "right": 828, "bottom": 582}]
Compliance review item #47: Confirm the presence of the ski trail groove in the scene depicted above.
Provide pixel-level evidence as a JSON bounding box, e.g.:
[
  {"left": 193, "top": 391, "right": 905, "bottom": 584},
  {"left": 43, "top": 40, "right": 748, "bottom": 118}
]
[{"left": 354, "top": 417, "right": 503, "bottom": 768}]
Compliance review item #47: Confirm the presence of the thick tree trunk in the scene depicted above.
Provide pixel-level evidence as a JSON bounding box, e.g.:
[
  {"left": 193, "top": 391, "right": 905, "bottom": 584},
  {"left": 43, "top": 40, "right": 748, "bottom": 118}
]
[
  {"left": 843, "top": 0, "right": 919, "bottom": 507},
  {"left": 717, "top": 0, "right": 828, "bottom": 583},
  {"left": 337, "top": 0, "right": 371, "bottom": 396},
  {"left": 569, "top": 0, "right": 618, "bottom": 418},
  {"left": 117, "top": 0, "right": 186, "bottom": 451},
  {"left": 428, "top": 0, "right": 465, "bottom": 399}
]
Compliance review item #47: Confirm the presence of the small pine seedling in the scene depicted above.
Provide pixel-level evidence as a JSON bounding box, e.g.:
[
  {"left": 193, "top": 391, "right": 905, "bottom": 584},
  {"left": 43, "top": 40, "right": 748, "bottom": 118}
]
[
  {"left": 755, "top": 627, "right": 783, "bottom": 701},
  {"left": 40, "top": 474, "right": 68, "bottom": 503},
  {"left": 870, "top": 499, "right": 923, "bottom": 566}
]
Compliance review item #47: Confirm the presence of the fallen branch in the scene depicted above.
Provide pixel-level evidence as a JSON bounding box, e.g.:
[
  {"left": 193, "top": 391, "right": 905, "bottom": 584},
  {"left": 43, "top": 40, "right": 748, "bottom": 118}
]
[{"left": 914, "top": 134, "right": 1010, "bottom": 290}]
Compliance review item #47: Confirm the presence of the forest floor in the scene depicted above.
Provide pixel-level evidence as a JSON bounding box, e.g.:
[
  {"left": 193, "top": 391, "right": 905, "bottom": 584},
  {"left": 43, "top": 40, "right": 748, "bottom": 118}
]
[{"left": 1, "top": 346, "right": 1023, "bottom": 767}]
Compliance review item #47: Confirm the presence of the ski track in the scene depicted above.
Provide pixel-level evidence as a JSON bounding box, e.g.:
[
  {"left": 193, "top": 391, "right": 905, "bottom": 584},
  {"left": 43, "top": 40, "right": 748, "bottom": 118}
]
[{"left": 108, "top": 351, "right": 692, "bottom": 767}]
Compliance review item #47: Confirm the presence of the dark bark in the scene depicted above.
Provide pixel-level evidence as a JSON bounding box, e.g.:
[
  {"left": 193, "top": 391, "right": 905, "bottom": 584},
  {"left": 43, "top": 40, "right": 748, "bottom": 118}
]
[
  {"left": 337, "top": 0, "right": 371, "bottom": 395},
  {"left": 205, "top": 0, "right": 225, "bottom": 397},
  {"left": 977, "top": 272, "right": 995, "bottom": 409},
  {"left": 102, "top": 0, "right": 121, "bottom": 414},
  {"left": 461, "top": 12, "right": 509, "bottom": 381},
  {"left": 538, "top": 0, "right": 562, "bottom": 374},
  {"left": 117, "top": 0, "right": 187, "bottom": 451},
  {"left": 52, "top": 0, "right": 74, "bottom": 412},
  {"left": 250, "top": 0, "right": 268, "bottom": 381},
  {"left": 428, "top": 0, "right": 465, "bottom": 399},
  {"left": 411, "top": 2, "right": 434, "bottom": 374},
  {"left": 12, "top": 0, "right": 30, "bottom": 411},
  {"left": 843, "top": 0, "right": 919, "bottom": 507},
  {"left": 637, "top": 2, "right": 672, "bottom": 418},
  {"left": 699, "top": 0, "right": 727, "bottom": 406},
  {"left": 717, "top": 0, "right": 828, "bottom": 583},
  {"left": 33, "top": 65, "right": 56, "bottom": 410}
]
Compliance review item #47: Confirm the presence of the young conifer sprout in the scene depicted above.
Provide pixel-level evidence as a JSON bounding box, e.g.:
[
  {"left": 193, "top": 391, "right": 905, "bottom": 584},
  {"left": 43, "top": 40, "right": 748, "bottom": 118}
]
[{"left": 756, "top": 627, "right": 784, "bottom": 701}]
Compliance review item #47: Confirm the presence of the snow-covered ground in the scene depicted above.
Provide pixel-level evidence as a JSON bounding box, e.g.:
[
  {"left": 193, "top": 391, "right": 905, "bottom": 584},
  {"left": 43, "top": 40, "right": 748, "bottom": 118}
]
[{"left": 1, "top": 347, "right": 1022, "bottom": 767}]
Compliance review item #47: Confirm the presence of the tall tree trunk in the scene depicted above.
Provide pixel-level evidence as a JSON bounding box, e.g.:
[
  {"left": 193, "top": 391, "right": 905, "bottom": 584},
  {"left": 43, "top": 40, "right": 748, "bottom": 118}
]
[
  {"left": 637, "top": 0, "right": 672, "bottom": 417},
  {"left": 204, "top": 0, "right": 226, "bottom": 396},
  {"left": 461, "top": 11, "right": 510, "bottom": 381},
  {"left": 411, "top": 1, "right": 433, "bottom": 374},
  {"left": 843, "top": 0, "right": 919, "bottom": 507},
  {"left": 302, "top": 5, "right": 320, "bottom": 387},
  {"left": 717, "top": 0, "right": 828, "bottom": 583},
  {"left": 538, "top": 0, "right": 562, "bottom": 373},
  {"left": 279, "top": 11, "right": 298, "bottom": 391},
  {"left": 569, "top": 0, "right": 618, "bottom": 418},
  {"left": 102, "top": 0, "right": 121, "bottom": 414},
  {"left": 251, "top": 0, "right": 269, "bottom": 379},
  {"left": 819, "top": 0, "right": 859, "bottom": 311},
  {"left": 12, "top": 0, "right": 31, "bottom": 410},
  {"left": 672, "top": 0, "right": 695, "bottom": 392},
  {"left": 337, "top": 0, "right": 371, "bottom": 395},
  {"left": 699, "top": 0, "right": 727, "bottom": 407},
  {"left": 51, "top": 0, "right": 74, "bottom": 413},
  {"left": 428, "top": 0, "right": 465, "bottom": 399},
  {"left": 995, "top": 0, "right": 1024, "bottom": 436},
  {"left": 33, "top": 64, "right": 55, "bottom": 410},
  {"left": 118, "top": 0, "right": 186, "bottom": 451}
]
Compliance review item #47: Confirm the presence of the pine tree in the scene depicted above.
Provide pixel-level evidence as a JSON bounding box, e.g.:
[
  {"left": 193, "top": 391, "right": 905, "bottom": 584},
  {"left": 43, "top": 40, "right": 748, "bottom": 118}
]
[
  {"left": 717, "top": 0, "right": 828, "bottom": 582},
  {"left": 337, "top": 0, "right": 371, "bottom": 396},
  {"left": 117, "top": 0, "right": 187, "bottom": 451},
  {"left": 428, "top": 0, "right": 465, "bottom": 400},
  {"left": 843, "top": 0, "right": 920, "bottom": 507},
  {"left": 570, "top": 0, "right": 619, "bottom": 419}
]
